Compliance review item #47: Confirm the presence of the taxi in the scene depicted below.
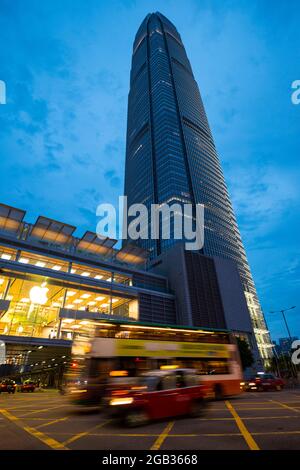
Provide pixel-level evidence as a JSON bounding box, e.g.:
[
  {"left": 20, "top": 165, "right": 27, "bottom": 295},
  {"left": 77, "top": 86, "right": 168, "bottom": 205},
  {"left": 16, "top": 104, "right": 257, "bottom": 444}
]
[
  {"left": 107, "top": 368, "right": 209, "bottom": 426},
  {"left": 243, "top": 373, "right": 285, "bottom": 391}
]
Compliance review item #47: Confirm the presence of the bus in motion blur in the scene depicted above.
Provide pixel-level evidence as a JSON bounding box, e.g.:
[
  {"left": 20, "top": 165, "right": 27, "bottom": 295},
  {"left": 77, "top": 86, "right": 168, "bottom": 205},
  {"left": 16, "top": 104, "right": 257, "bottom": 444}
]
[{"left": 65, "top": 319, "right": 243, "bottom": 407}]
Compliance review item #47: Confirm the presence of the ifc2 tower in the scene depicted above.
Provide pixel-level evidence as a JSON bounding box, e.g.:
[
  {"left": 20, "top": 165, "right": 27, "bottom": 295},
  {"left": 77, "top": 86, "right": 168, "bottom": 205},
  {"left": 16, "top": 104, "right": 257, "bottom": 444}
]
[{"left": 124, "top": 12, "right": 272, "bottom": 363}]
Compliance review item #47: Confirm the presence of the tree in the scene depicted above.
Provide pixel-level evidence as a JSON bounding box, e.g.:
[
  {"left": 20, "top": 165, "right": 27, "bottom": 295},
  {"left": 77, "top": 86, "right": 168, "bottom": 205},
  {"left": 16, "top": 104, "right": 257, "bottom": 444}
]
[{"left": 236, "top": 337, "right": 254, "bottom": 370}]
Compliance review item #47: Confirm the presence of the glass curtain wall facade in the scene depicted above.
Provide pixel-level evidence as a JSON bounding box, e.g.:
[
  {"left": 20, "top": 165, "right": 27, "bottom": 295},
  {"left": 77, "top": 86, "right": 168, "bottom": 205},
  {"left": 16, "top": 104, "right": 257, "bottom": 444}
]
[
  {"left": 0, "top": 244, "right": 137, "bottom": 340},
  {"left": 124, "top": 12, "right": 272, "bottom": 361}
]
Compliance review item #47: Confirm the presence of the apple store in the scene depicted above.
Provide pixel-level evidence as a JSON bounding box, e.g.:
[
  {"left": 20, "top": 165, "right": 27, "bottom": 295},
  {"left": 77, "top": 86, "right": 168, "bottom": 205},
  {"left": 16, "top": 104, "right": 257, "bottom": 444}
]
[{"left": 0, "top": 203, "right": 176, "bottom": 384}]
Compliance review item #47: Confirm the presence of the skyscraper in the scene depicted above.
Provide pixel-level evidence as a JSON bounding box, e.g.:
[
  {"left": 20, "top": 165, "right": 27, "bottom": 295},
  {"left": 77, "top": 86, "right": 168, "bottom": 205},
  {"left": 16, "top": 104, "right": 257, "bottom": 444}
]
[{"left": 124, "top": 12, "right": 272, "bottom": 361}]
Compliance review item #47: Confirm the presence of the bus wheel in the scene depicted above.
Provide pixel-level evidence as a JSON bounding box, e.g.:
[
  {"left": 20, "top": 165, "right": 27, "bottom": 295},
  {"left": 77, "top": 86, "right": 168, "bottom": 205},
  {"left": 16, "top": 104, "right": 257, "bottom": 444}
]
[
  {"left": 124, "top": 409, "right": 148, "bottom": 427},
  {"left": 214, "top": 384, "right": 223, "bottom": 400},
  {"left": 190, "top": 399, "right": 205, "bottom": 417}
]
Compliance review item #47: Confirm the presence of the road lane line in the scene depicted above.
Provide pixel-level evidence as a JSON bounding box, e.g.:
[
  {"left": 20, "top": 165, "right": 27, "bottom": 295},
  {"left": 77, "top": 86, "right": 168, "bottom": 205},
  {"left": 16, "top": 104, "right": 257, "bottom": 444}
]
[
  {"left": 211, "top": 405, "right": 284, "bottom": 410},
  {"left": 270, "top": 400, "right": 300, "bottom": 413},
  {"left": 241, "top": 402, "right": 300, "bottom": 405},
  {"left": 90, "top": 433, "right": 197, "bottom": 437},
  {"left": 93, "top": 432, "right": 240, "bottom": 438},
  {"left": 198, "top": 417, "right": 234, "bottom": 421},
  {"left": 197, "top": 415, "right": 298, "bottom": 421},
  {"left": 12, "top": 417, "right": 60, "bottom": 421},
  {"left": 20, "top": 404, "right": 69, "bottom": 417},
  {"left": 225, "top": 400, "right": 260, "bottom": 451},
  {"left": 253, "top": 431, "right": 300, "bottom": 436},
  {"left": 4, "top": 401, "right": 62, "bottom": 411},
  {"left": 230, "top": 402, "right": 269, "bottom": 405},
  {"left": 62, "top": 419, "right": 111, "bottom": 446},
  {"left": 0, "top": 408, "right": 68, "bottom": 450},
  {"left": 150, "top": 421, "right": 175, "bottom": 450},
  {"left": 226, "top": 406, "right": 283, "bottom": 410},
  {"left": 33, "top": 430, "right": 300, "bottom": 438},
  {"left": 87, "top": 432, "right": 241, "bottom": 438},
  {"left": 243, "top": 415, "right": 299, "bottom": 420},
  {"left": 36, "top": 417, "right": 69, "bottom": 429}
]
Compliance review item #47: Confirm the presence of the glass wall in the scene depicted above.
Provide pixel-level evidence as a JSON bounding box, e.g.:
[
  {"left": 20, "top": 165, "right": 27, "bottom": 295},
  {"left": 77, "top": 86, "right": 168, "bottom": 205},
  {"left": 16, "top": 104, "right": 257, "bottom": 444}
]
[
  {"left": 0, "top": 272, "right": 138, "bottom": 340},
  {"left": 0, "top": 245, "right": 132, "bottom": 285}
]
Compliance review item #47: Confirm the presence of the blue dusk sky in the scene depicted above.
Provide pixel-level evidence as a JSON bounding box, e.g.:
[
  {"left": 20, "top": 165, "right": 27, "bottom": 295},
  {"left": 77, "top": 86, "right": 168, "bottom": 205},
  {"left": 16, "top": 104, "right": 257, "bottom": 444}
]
[{"left": 0, "top": 0, "right": 299, "bottom": 341}]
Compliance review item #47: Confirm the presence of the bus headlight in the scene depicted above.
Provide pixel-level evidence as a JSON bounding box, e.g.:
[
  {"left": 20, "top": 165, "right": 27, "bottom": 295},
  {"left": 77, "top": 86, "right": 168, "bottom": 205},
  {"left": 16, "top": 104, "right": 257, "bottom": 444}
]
[{"left": 109, "top": 397, "right": 134, "bottom": 406}]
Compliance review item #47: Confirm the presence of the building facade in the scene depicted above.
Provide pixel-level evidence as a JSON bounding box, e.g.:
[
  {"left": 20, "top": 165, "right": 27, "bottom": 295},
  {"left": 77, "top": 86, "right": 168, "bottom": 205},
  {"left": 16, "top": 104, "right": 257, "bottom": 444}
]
[
  {"left": 152, "top": 244, "right": 260, "bottom": 363},
  {"left": 0, "top": 203, "right": 176, "bottom": 382},
  {"left": 123, "top": 12, "right": 272, "bottom": 362}
]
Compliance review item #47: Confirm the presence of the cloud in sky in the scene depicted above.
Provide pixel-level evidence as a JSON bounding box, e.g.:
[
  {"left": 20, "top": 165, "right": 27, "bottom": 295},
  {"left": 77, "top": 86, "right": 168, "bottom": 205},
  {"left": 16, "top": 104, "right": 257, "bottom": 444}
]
[{"left": 0, "top": 0, "right": 299, "bottom": 339}]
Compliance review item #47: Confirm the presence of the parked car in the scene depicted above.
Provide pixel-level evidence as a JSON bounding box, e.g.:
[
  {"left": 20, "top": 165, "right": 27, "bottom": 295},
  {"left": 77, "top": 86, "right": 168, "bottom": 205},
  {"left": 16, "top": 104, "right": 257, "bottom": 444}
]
[
  {"left": 242, "top": 373, "right": 285, "bottom": 392},
  {"left": 106, "top": 368, "right": 209, "bottom": 427},
  {"left": 20, "top": 380, "right": 36, "bottom": 393},
  {"left": 0, "top": 379, "right": 16, "bottom": 394}
]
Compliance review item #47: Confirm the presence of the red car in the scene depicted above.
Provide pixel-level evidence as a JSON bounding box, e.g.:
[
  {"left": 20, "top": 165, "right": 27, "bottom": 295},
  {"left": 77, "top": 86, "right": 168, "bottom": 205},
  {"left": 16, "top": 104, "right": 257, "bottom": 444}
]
[
  {"left": 245, "top": 373, "right": 285, "bottom": 391},
  {"left": 20, "top": 381, "right": 36, "bottom": 393},
  {"left": 107, "top": 368, "right": 209, "bottom": 426},
  {"left": 0, "top": 379, "right": 16, "bottom": 394}
]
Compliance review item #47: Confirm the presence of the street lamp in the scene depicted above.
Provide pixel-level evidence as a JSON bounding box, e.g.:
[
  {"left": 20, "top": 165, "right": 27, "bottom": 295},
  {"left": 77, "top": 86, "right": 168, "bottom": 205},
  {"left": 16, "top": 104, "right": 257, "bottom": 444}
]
[
  {"left": 269, "top": 306, "right": 297, "bottom": 378},
  {"left": 269, "top": 306, "right": 296, "bottom": 340}
]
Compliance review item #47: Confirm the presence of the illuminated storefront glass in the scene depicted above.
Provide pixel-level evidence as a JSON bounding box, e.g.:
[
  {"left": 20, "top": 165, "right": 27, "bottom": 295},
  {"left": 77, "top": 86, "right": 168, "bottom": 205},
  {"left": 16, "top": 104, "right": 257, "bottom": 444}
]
[{"left": 0, "top": 271, "right": 138, "bottom": 340}]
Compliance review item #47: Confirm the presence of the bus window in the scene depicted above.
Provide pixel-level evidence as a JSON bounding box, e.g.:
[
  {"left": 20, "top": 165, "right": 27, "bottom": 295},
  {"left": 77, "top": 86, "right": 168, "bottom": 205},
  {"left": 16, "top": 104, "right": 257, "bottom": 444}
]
[{"left": 206, "top": 361, "right": 229, "bottom": 375}]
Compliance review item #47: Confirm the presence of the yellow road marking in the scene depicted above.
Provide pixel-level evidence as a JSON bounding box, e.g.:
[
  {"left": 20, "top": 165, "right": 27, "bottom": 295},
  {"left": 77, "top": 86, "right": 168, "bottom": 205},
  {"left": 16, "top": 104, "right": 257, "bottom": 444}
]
[
  {"left": 225, "top": 406, "right": 285, "bottom": 410},
  {"left": 209, "top": 405, "right": 291, "bottom": 411},
  {"left": 198, "top": 415, "right": 299, "bottom": 421},
  {"left": 1, "top": 396, "right": 61, "bottom": 402},
  {"left": 243, "top": 415, "right": 299, "bottom": 420},
  {"left": 225, "top": 400, "right": 260, "bottom": 451},
  {"left": 92, "top": 432, "right": 240, "bottom": 437},
  {"left": 4, "top": 401, "right": 63, "bottom": 410},
  {"left": 36, "top": 417, "right": 69, "bottom": 429},
  {"left": 19, "top": 404, "right": 68, "bottom": 417},
  {"left": 199, "top": 417, "right": 234, "bottom": 421},
  {"left": 7, "top": 417, "right": 60, "bottom": 421},
  {"left": 253, "top": 431, "right": 300, "bottom": 436},
  {"left": 62, "top": 419, "right": 111, "bottom": 446},
  {"left": 4, "top": 406, "right": 59, "bottom": 412},
  {"left": 3, "top": 396, "right": 59, "bottom": 400},
  {"left": 3, "top": 401, "right": 60, "bottom": 405},
  {"left": 91, "top": 433, "right": 198, "bottom": 437},
  {"left": 270, "top": 400, "right": 300, "bottom": 413},
  {"left": 150, "top": 421, "right": 175, "bottom": 450},
  {"left": 0, "top": 408, "right": 68, "bottom": 450},
  {"left": 14, "top": 429, "right": 300, "bottom": 438},
  {"left": 229, "top": 403, "right": 269, "bottom": 406},
  {"left": 43, "top": 431, "right": 241, "bottom": 438},
  {"left": 234, "top": 404, "right": 282, "bottom": 407},
  {"left": 236, "top": 402, "right": 300, "bottom": 405}
]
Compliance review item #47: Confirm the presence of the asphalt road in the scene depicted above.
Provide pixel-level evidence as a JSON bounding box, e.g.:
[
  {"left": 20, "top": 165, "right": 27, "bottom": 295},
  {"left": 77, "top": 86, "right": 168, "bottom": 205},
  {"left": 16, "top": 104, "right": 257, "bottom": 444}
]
[{"left": 0, "top": 389, "right": 300, "bottom": 450}]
